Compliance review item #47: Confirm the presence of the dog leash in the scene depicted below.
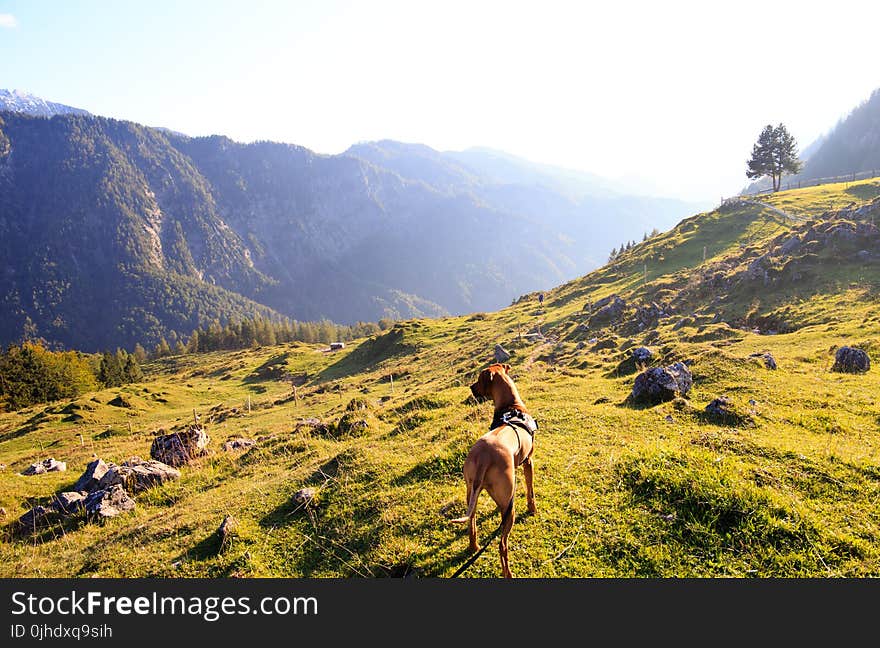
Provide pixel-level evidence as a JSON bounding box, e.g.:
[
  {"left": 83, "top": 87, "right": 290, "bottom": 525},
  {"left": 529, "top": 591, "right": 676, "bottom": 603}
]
[{"left": 448, "top": 524, "right": 503, "bottom": 578}]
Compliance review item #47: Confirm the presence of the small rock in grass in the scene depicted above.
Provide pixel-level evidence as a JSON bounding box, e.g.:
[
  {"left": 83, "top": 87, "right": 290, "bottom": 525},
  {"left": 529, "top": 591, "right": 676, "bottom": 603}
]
[
  {"left": 831, "top": 346, "right": 870, "bottom": 374},
  {"left": 293, "top": 488, "right": 316, "bottom": 506},
  {"left": 494, "top": 344, "right": 511, "bottom": 363},
  {"left": 628, "top": 362, "right": 693, "bottom": 405},
  {"left": 21, "top": 458, "right": 66, "bottom": 476},
  {"left": 222, "top": 438, "right": 257, "bottom": 452}
]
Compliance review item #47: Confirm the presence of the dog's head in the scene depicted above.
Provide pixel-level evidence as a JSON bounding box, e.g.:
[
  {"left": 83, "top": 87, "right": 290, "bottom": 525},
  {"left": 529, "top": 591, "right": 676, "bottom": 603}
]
[{"left": 469, "top": 363, "right": 511, "bottom": 403}]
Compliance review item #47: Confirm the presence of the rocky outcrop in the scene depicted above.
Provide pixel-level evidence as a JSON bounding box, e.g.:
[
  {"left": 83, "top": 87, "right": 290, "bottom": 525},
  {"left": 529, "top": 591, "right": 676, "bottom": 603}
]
[
  {"left": 150, "top": 426, "right": 209, "bottom": 467},
  {"left": 494, "top": 344, "right": 511, "bottom": 363},
  {"left": 587, "top": 295, "right": 627, "bottom": 327},
  {"left": 631, "top": 301, "right": 671, "bottom": 331},
  {"left": 831, "top": 346, "right": 870, "bottom": 374},
  {"left": 18, "top": 455, "right": 174, "bottom": 534},
  {"left": 628, "top": 362, "right": 693, "bottom": 405}
]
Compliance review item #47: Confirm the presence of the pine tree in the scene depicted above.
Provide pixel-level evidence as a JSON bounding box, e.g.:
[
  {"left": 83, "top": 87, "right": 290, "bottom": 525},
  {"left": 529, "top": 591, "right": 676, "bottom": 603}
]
[
  {"left": 154, "top": 338, "right": 171, "bottom": 358},
  {"left": 133, "top": 343, "right": 148, "bottom": 364},
  {"left": 746, "top": 123, "right": 803, "bottom": 191},
  {"left": 186, "top": 330, "right": 200, "bottom": 354},
  {"left": 123, "top": 353, "right": 143, "bottom": 383}
]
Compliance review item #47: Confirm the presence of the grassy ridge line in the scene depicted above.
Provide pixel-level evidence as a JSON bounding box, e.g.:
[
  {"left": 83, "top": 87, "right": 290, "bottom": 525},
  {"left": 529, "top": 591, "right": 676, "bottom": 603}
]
[{"left": 0, "top": 180, "right": 879, "bottom": 577}]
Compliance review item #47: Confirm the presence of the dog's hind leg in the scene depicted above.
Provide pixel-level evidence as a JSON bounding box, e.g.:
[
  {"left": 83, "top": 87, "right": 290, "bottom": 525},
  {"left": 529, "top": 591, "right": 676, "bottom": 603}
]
[
  {"left": 498, "top": 498, "right": 515, "bottom": 578},
  {"left": 466, "top": 483, "right": 479, "bottom": 553},
  {"left": 522, "top": 457, "right": 537, "bottom": 514},
  {"left": 488, "top": 475, "right": 516, "bottom": 578}
]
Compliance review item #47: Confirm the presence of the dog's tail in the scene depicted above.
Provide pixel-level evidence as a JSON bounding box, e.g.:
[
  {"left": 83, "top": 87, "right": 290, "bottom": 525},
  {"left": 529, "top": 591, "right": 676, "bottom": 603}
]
[{"left": 450, "top": 461, "right": 488, "bottom": 523}]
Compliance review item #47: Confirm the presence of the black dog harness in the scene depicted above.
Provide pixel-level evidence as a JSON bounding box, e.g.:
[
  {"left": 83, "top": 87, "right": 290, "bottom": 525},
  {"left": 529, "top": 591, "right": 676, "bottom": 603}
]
[{"left": 490, "top": 408, "right": 538, "bottom": 466}]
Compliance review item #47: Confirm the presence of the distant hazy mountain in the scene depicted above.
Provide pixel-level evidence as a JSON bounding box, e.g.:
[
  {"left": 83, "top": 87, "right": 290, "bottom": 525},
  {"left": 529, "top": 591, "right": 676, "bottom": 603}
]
[
  {"left": 0, "top": 89, "right": 90, "bottom": 118},
  {"left": 346, "top": 140, "right": 705, "bottom": 265},
  {"left": 0, "top": 97, "right": 703, "bottom": 352},
  {"left": 799, "top": 88, "right": 880, "bottom": 179},
  {"left": 743, "top": 87, "right": 880, "bottom": 193}
]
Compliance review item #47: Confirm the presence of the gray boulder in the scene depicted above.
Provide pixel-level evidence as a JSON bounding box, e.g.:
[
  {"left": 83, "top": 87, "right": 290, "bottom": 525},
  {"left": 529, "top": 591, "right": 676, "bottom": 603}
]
[
  {"left": 150, "top": 426, "right": 209, "bottom": 467},
  {"left": 629, "top": 362, "right": 693, "bottom": 405},
  {"left": 52, "top": 491, "right": 87, "bottom": 514},
  {"left": 831, "top": 346, "right": 870, "bottom": 374},
  {"left": 84, "top": 484, "right": 135, "bottom": 518},
  {"left": 97, "top": 457, "right": 180, "bottom": 494},
  {"left": 631, "top": 347, "right": 653, "bottom": 364},
  {"left": 494, "top": 344, "right": 511, "bottom": 363},
  {"left": 22, "top": 458, "right": 66, "bottom": 476},
  {"left": 73, "top": 458, "right": 111, "bottom": 492}
]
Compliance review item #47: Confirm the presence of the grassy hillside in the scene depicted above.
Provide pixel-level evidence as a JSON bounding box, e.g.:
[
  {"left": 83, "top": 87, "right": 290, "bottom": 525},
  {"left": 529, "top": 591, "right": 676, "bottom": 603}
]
[{"left": 1, "top": 179, "right": 879, "bottom": 577}]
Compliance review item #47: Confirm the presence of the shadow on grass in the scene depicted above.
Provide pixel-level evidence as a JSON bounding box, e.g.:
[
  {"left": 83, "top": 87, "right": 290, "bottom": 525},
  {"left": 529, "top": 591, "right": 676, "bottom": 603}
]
[
  {"left": 0, "top": 410, "right": 53, "bottom": 443},
  {"left": 243, "top": 352, "right": 290, "bottom": 384},
  {"left": 316, "top": 327, "right": 417, "bottom": 383}
]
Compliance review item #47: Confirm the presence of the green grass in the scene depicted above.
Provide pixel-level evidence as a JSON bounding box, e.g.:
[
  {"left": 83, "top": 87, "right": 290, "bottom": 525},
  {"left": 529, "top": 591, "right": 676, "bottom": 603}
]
[{"left": 1, "top": 180, "right": 879, "bottom": 577}]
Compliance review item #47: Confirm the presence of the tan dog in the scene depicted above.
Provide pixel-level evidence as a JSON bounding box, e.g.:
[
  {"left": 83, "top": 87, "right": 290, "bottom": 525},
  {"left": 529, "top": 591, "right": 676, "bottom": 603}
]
[{"left": 452, "top": 363, "right": 537, "bottom": 578}]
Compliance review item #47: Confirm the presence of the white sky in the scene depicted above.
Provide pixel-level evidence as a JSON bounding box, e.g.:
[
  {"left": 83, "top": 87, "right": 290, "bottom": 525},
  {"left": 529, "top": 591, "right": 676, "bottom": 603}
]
[{"left": 2, "top": 0, "right": 879, "bottom": 201}]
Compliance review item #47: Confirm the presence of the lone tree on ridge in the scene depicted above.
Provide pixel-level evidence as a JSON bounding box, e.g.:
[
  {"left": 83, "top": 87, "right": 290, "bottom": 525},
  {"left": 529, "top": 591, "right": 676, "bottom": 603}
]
[{"left": 746, "top": 123, "right": 803, "bottom": 192}]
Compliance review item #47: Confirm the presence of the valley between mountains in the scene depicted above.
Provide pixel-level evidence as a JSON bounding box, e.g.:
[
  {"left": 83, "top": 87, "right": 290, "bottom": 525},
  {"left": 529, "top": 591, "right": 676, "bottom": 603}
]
[{"left": 2, "top": 178, "right": 878, "bottom": 577}]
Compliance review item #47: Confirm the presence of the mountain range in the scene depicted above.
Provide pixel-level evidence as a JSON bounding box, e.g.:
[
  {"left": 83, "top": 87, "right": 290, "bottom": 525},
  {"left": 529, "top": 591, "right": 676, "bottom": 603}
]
[
  {"left": 0, "top": 89, "right": 91, "bottom": 118},
  {"left": 0, "top": 92, "right": 703, "bottom": 351}
]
